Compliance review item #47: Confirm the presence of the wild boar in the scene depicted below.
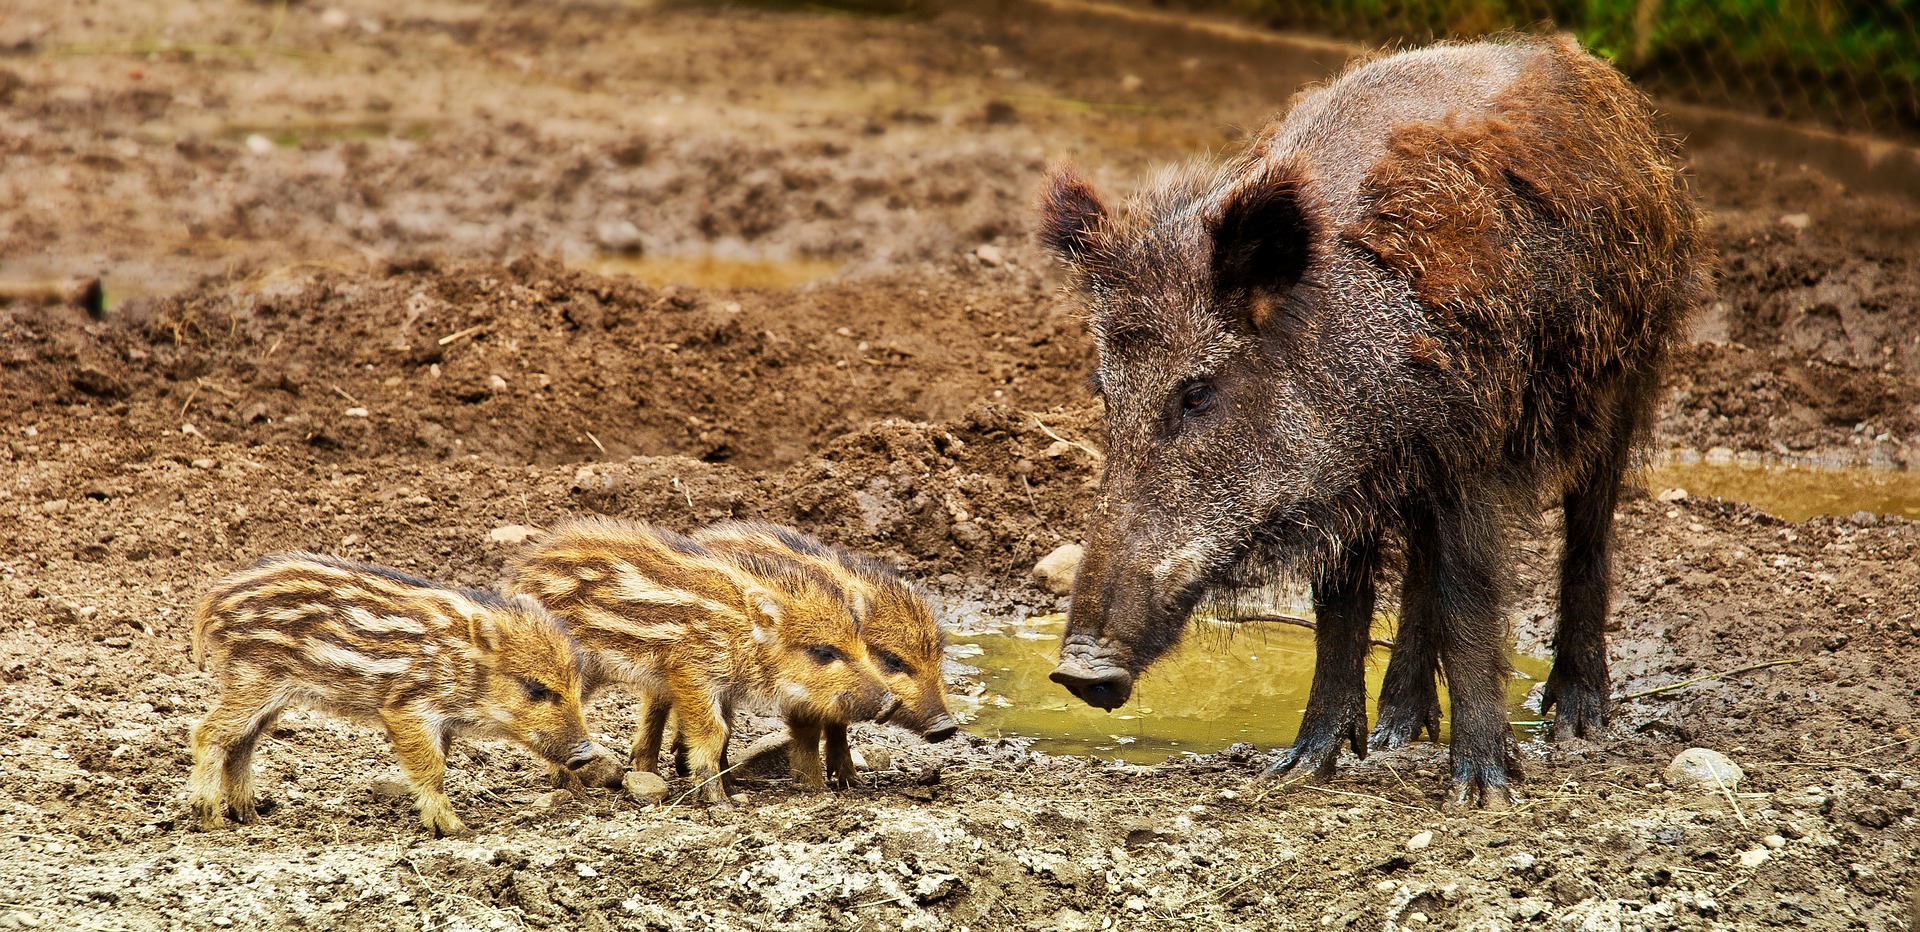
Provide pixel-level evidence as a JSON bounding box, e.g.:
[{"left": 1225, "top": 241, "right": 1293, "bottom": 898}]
[
  {"left": 507, "top": 518, "right": 895, "bottom": 804},
  {"left": 692, "top": 521, "right": 956, "bottom": 786},
  {"left": 189, "top": 553, "right": 615, "bottom": 836},
  {"left": 1038, "top": 35, "right": 1709, "bottom": 808}
]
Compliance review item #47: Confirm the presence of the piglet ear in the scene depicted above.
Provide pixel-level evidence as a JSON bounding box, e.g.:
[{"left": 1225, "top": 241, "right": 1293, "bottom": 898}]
[
  {"left": 745, "top": 587, "right": 783, "bottom": 645},
  {"left": 846, "top": 588, "right": 870, "bottom": 625},
  {"left": 1036, "top": 163, "right": 1107, "bottom": 263},
  {"left": 468, "top": 612, "right": 501, "bottom": 654},
  {"left": 1208, "top": 166, "right": 1314, "bottom": 309}
]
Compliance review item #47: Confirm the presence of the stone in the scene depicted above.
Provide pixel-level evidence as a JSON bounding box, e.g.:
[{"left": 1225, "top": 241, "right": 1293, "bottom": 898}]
[
  {"left": 488, "top": 524, "right": 536, "bottom": 545},
  {"left": 1738, "top": 847, "right": 1772, "bottom": 867},
  {"left": 596, "top": 219, "right": 644, "bottom": 254},
  {"left": 1032, "top": 543, "right": 1085, "bottom": 595},
  {"left": 974, "top": 244, "right": 1005, "bottom": 267},
  {"left": 1665, "top": 748, "right": 1744, "bottom": 789},
  {"left": 1407, "top": 830, "right": 1433, "bottom": 850},
  {"left": 622, "top": 771, "right": 669, "bottom": 805}
]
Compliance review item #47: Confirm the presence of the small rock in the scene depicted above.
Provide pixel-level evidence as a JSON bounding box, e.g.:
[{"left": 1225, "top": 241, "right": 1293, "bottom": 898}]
[
  {"left": 488, "top": 374, "right": 509, "bottom": 391},
  {"left": 1043, "top": 440, "right": 1074, "bottom": 458},
  {"left": 1779, "top": 212, "right": 1810, "bottom": 230},
  {"left": 211, "top": 918, "right": 232, "bottom": 929},
  {"left": 488, "top": 524, "right": 536, "bottom": 545},
  {"left": 245, "top": 134, "right": 275, "bottom": 155},
  {"left": 191, "top": 458, "right": 217, "bottom": 469},
  {"left": 854, "top": 746, "right": 892, "bottom": 772},
  {"left": 1504, "top": 852, "right": 1536, "bottom": 873},
  {"left": 595, "top": 219, "right": 644, "bottom": 254},
  {"left": 1762, "top": 834, "right": 1786, "bottom": 849},
  {"left": 1656, "top": 487, "right": 1688, "bottom": 502},
  {"left": 1407, "top": 830, "right": 1433, "bottom": 850},
  {"left": 622, "top": 771, "right": 669, "bottom": 805},
  {"left": 530, "top": 789, "right": 577, "bottom": 810},
  {"left": 343, "top": 407, "right": 369, "bottom": 418},
  {"left": 1032, "top": 543, "right": 1085, "bottom": 595},
  {"left": 370, "top": 779, "right": 411, "bottom": 800},
  {"left": 1738, "top": 847, "right": 1771, "bottom": 867},
  {"left": 1665, "top": 748, "right": 1744, "bottom": 789},
  {"left": 38, "top": 499, "right": 68, "bottom": 515},
  {"left": 101, "top": 637, "right": 131, "bottom": 649},
  {"left": 974, "top": 244, "right": 1005, "bottom": 267},
  {"left": 576, "top": 862, "right": 599, "bottom": 878}
]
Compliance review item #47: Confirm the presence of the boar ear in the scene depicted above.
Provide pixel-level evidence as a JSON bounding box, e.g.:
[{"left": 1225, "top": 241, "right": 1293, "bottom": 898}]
[
  {"left": 745, "top": 587, "right": 783, "bottom": 645},
  {"left": 1208, "top": 167, "right": 1314, "bottom": 321},
  {"left": 1036, "top": 163, "right": 1106, "bottom": 263},
  {"left": 847, "top": 589, "right": 870, "bottom": 625}
]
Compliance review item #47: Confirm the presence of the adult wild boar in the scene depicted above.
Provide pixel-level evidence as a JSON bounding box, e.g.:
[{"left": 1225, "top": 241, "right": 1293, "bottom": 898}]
[{"left": 1039, "top": 36, "right": 1708, "bottom": 808}]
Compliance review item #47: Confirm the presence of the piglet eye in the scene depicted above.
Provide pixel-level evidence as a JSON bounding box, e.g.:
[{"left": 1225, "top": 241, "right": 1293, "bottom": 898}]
[
  {"left": 875, "top": 649, "right": 910, "bottom": 676},
  {"left": 807, "top": 645, "right": 841, "bottom": 665},
  {"left": 521, "top": 677, "right": 557, "bottom": 703},
  {"left": 1180, "top": 381, "right": 1214, "bottom": 416}
]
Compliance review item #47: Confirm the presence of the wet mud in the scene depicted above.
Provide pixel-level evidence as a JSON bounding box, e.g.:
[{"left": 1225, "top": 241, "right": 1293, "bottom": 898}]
[{"left": 0, "top": 0, "right": 1916, "bottom": 929}]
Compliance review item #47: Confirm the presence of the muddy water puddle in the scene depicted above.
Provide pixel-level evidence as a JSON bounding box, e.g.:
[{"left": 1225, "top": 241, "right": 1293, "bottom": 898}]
[
  {"left": 1646, "top": 456, "right": 1920, "bottom": 522},
  {"left": 583, "top": 254, "right": 842, "bottom": 290},
  {"left": 953, "top": 613, "right": 1551, "bottom": 764}
]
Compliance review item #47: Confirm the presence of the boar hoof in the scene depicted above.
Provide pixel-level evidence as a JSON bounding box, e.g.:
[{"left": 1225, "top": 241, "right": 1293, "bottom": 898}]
[
  {"left": 1369, "top": 701, "right": 1442, "bottom": 751},
  {"left": 1442, "top": 779, "right": 1513, "bottom": 812},
  {"left": 1540, "top": 676, "right": 1609, "bottom": 742},
  {"left": 1266, "top": 707, "right": 1368, "bottom": 780},
  {"left": 227, "top": 798, "right": 262, "bottom": 824}
]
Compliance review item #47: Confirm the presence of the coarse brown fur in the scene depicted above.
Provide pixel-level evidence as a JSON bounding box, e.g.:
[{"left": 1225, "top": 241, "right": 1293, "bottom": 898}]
[
  {"left": 506, "top": 518, "right": 894, "bottom": 805},
  {"left": 189, "top": 553, "right": 611, "bottom": 837},
  {"left": 1037, "top": 35, "right": 1711, "bottom": 809},
  {"left": 692, "top": 522, "right": 956, "bottom": 787}
]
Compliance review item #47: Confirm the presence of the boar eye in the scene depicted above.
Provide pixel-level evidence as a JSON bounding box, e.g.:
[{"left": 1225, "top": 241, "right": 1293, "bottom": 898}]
[
  {"left": 806, "top": 645, "right": 842, "bottom": 665},
  {"left": 1179, "top": 381, "right": 1214, "bottom": 417},
  {"left": 521, "top": 677, "right": 557, "bottom": 703},
  {"left": 875, "top": 649, "right": 910, "bottom": 676}
]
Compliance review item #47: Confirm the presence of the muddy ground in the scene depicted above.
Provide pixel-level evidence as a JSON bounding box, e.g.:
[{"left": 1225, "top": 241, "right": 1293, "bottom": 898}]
[{"left": 1, "top": 0, "right": 1917, "bottom": 929}]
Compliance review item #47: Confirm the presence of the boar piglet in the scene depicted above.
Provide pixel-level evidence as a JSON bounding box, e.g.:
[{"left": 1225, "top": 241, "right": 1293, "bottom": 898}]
[
  {"left": 693, "top": 521, "right": 955, "bottom": 787},
  {"left": 1039, "top": 35, "right": 1709, "bottom": 809},
  {"left": 189, "top": 553, "right": 618, "bottom": 837},
  {"left": 508, "top": 518, "right": 895, "bottom": 805}
]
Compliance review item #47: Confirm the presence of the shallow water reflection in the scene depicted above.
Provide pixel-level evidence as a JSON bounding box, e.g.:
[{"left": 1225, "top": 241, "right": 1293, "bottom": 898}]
[
  {"left": 582, "top": 253, "right": 841, "bottom": 290},
  {"left": 955, "top": 614, "right": 1551, "bottom": 764},
  {"left": 1647, "top": 457, "right": 1920, "bottom": 523}
]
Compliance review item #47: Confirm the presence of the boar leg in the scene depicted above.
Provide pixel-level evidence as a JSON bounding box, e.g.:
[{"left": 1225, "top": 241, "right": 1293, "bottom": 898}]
[
  {"left": 1427, "top": 493, "right": 1520, "bottom": 811},
  {"left": 784, "top": 717, "right": 828, "bottom": 790},
  {"left": 822, "top": 723, "right": 859, "bottom": 788},
  {"left": 379, "top": 708, "right": 465, "bottom": 836},
  {"left": 1266, "top": 535, "right": 1378, "bottom": 780},
  {"left": 1543, "top": 383, "right": 1639, "bottom": 741},
  {"left": 1370, "top": 542, "right": 1443, "bottom": 751}
]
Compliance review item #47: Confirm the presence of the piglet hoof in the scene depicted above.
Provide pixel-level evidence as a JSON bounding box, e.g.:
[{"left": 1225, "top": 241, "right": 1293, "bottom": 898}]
[
  {"left": 190, "top": 801, "right": 224, "bottom": 831},
  {"left": 227, "top": 798, "right": 262, "bottom": 825},
  {"left": 423, "top": 810, "right": 471, "bottom": 838}
]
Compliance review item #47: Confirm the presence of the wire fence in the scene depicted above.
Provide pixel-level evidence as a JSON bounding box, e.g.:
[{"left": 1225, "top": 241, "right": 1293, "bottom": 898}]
[{"left": 1186, "top": 0, "right": 1920, "bottom": 143}]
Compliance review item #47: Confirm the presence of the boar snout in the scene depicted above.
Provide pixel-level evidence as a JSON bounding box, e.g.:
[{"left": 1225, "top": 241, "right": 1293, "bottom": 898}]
[
  {"left": 1051, "top": 632, "right": 1136, "bottom": 709},
  {"left": 1049, "top": 661, "right": 1134, "bottom": 710}
]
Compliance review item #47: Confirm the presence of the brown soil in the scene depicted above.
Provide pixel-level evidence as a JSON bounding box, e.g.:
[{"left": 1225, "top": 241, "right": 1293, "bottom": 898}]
[{"left": 0, "top": 1, "right": 1915, "bottom": 929}]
